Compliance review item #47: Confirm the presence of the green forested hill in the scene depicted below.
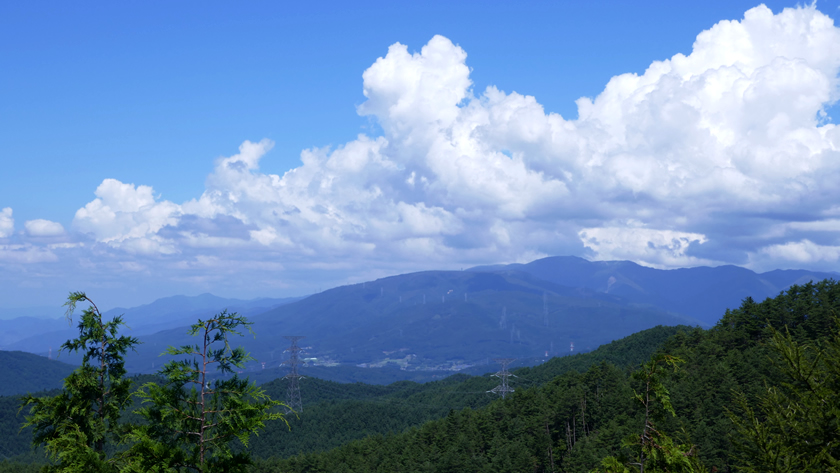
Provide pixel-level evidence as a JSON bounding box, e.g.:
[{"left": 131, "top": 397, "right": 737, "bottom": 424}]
[
  {"left": 6, "top": 280, "right": 837, "bottom": 471},
  {"left": 0, "top": 325, "right": 680, "bottom": 467},
  {"left": 250, "top": 279, "right": 840, "bottom": 472},
  {"left": 245, "top": 325, "right": 683, "bottom": 459},
  {"left": 0, "top": 388, "right": 56, "bottom": 463},
  {"left": 235, "top": 363, "right": 461, "bottom": 386},
  {"left": 0, "top": 351, "right": 75, "bottom": 396}
]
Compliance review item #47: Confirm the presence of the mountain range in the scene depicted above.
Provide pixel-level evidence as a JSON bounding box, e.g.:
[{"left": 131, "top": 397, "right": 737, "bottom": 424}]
[
  {"left": 0, "top": 294, "right": 302, "bottom": 355},
  {"left": 469, "top": 256, "right": 838, "bottom": 326},
  {"left": 2, "top": 256, "right": 836, "bottom": 382}
]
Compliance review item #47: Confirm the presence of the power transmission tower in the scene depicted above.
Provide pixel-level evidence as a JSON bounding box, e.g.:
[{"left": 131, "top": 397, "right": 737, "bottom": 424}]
[
  {"left": 282, "top": 336, "right": 305, "bottom": 413},
  {"left": 488, "top": 358, "right": 516, "bottom": 399}
]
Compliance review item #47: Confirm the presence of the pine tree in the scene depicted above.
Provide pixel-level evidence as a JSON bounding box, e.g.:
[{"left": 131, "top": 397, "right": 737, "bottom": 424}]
[
  {"left": 21, "top": 292, "right": 138, "bottom": 473},
  {"left": 728, "top": 319, "right": 840, "bottom": 472},
  {"left": 124, "top": 310, "right": 287, "bottom": 473},
  {"left": 595, "top": 354, "right": 705, "bottom": 473}
]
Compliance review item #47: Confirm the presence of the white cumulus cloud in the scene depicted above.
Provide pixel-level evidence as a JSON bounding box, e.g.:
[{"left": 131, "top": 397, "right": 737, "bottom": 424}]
[
  {"left": 0, "top": 208, "right": 13, "bottom": 238},
  {"left": 0, "top": 244, "right": 58, "bottom": 264},
  {"left": 24, "top": 219, "right": 65, "bottom": 237},
  {"left": 758, "top": 239, "right": 840, "bottom": 264},
  {"left": 579, "top": 225, "right": 711, "bottom": 268},
  {"left": 73, "top": 179, "right": 181, "bottom": 251},
  {"left": 56, "top": 4, "right": 840, "bottom": 284}
]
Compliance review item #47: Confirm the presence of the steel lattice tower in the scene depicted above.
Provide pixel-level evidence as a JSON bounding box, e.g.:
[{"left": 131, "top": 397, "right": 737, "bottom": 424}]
[
  {"left": 282, "top": 336, "right": 305, "bottom": 413},
  {"left": 488, "top": 358, "right": 516, "bottom": 399}
]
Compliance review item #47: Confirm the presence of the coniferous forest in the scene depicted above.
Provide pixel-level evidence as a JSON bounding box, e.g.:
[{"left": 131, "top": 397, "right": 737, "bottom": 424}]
[{"left": 1, "top": 280, "right": 838, "bottom": 472}]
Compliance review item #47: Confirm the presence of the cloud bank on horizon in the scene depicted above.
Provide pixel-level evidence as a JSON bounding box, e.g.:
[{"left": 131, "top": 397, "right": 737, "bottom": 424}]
[{"left": 2, "top": 4, "right": 840, "bottom": 300}]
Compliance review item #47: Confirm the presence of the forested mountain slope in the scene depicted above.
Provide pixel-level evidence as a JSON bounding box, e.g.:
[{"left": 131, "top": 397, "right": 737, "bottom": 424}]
[
  {"left": 246, "top": 325, "right": 684, "bottom": 459},
  {"left": 0, "top": 326, "right": 681, "bottom": 466},
  {"left": 251, "top": 279, "right": 840, "bottom": 472},
  {"left": 6, "top": 280, "right": 837, "bottom": 472},
  {"left": 0, "top": 351, "right": 75, "bottom": 396},
  {"left": 125, "top": 270, "right": 700, "bottom": 376}
]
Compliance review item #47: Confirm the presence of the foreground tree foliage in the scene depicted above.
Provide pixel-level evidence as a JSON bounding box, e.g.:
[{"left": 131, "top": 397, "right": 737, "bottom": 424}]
[
  {"left": 18, "top": 296, "right": 282, "bottom": 473},
  {"left": 21, "top": 292, "right": 138, "bottom": 473},
  {"left": 124, "top": 310, "right": 287, "bottom": 473},
  {"left": 728, "top": 321, "right": 840, "bottom": 472},
  {"left": 595, "top": 354, "right": 705, "bottom": 473}
]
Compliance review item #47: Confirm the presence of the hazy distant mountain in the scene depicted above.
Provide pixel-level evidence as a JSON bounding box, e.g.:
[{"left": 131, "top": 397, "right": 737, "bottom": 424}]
[
  {"left": 2, "top": 294, "right": 303, "bottom": 354},
  {"left": 122, "top": 270, "right": 703, "bottom": 374},
  {"left": 102, "top": 293, "right": 305, "bottom": 335},
  {"left": 0, "top": 306, "right": 63, "bottom": 321},
  {"left": 6, "top": 256, "right": 837, "bottom": 383},
  {"left": 470, "top": 256, "right": 838, "bottom": 326},
  {"left": 0, "top": 350, "right": 75, "bottom": 396},
  {"left": 0, "top": 316, "right": 66, "bottom": 348}
]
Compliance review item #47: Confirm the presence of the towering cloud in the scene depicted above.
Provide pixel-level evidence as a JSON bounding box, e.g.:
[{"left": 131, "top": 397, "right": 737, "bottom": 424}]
[
  {"left": 10, "top": 3, "right": 836, "bottom": 297},
  {"left": 74, "top": 179, "right": 180, "bottom": 254}
]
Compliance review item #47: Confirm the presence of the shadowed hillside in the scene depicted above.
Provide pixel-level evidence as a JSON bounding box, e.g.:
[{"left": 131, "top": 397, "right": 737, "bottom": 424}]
[{"left": 0, "top": 351, "right": 75, "bottom": 396}]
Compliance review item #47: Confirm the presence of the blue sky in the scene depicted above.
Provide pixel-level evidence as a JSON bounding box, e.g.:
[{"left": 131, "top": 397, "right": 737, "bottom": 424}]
[{"left": 2, "top": 1, "right": 840, "bottom": 310}]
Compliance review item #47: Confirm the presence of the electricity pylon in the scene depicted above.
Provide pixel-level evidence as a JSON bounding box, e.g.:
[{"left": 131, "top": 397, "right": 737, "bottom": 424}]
[
  {"left": 282, "top": 336, "right": 305, "bottom": 413},
  {"left": 488, "top": 358, "right": 516, "bottom": 399}
]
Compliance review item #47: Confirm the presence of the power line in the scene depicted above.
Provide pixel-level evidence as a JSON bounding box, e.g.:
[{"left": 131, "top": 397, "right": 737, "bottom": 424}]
[{"left": 282, "top": 335, "right": 305, "bottom": 413}]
